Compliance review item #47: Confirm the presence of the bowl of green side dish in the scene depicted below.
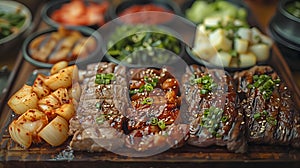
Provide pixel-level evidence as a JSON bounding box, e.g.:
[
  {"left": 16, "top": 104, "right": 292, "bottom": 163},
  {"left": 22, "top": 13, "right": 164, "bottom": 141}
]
[
  {"left": 183, "top": 0, "right": 273, "bottom": 71},
  {"left": 0, "top": 1, "right": 32, "bottom": 46},
  {"left": 105, "top": 24, "right": 184, "bottom": 67},
  {"left": 269, "top": 0, "right": 300, "bottom": 70},
  {"left": 183, "top": 0, "right": 248, "bottom": 24}
]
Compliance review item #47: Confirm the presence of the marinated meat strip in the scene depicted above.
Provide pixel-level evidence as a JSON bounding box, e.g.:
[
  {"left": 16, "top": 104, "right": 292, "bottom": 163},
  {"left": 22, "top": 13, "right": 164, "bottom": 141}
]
[
  {"left": 70, "top": 64, "right": 188, "bottom": 153},
  {"left": 123, "top": 68, "right": 189, "bottom": 152},
  {"left": 234, "top": 66, "right": 300, "bottom": 147},
  {"left": 69, "top": 63, "right": 299, "bottom": 153},
  {"left": 183, "top": 65, "right": 247, "bottom": 153},
  {"left": 292, "top": 108, "right": 300, "bottom": 148},
  {"left": 69, "top": 62, "right": 127, "bottom": 152}
]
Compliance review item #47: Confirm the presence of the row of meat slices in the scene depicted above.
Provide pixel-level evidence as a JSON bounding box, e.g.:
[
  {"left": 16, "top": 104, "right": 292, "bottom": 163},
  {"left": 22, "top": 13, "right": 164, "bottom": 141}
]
[{"left": 68, "top": 62, "right": 300, "bottom": 155}]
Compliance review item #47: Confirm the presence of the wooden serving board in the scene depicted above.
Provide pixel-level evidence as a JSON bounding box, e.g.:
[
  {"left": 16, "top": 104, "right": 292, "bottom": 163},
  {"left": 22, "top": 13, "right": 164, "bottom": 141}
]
[{"left": 0, "top": 0, "right": 300, "bottom": 167}]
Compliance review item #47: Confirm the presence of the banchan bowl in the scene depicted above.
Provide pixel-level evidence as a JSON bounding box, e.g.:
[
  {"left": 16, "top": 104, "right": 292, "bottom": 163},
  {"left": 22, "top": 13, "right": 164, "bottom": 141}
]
[
  {"left": 41, "top": 0, "right": 109, "bottom": 29},
  {"left": 269, "top": 0, "right": 300, "bottom": 70},
  {"left": 107, "top": 0, "right": 181, "bottom": 25},
  {"left": 22, "top": 26, "right": 103, "bottom": 69},
  {"left": 104, "top": 25, "right": 185, "bottom": 68},
  {"left": 0, "top": 1, "right": 32, "bottom": 47}
]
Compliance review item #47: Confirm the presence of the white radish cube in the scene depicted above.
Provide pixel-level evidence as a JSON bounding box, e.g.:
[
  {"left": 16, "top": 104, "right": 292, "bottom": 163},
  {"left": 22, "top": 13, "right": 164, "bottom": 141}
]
[
  {"left": 250, "top": 43, "right": 270, "bottom": 62},
  {"left": 251, "top": 27, "right": 263, "bottom": 44},
  {"left": 239, "top": 52, "right": 257, "bottom": 67},
  {"left": 193, "top": 29, "right": 216, "bottom": 61},
  {"left": 193, "top": 43, "right": 216, "bottom": 61},
  {"left": 237, "top": 28, "right": 251, "bottom": 41},
  {"left": 234, "top": 38, "right": 249, "bottom": 54},
  {"left": 204, "top": 17, "right": 222, "bottom": 27},
  {"left": 210, "top": 51, "right": 232, "bottom": 67},
  {"left": 209, "top": 29, "right": 232, "bottom": 51},
  {"left": 234, "top": 19, "right": 245, "bottom": 26}
]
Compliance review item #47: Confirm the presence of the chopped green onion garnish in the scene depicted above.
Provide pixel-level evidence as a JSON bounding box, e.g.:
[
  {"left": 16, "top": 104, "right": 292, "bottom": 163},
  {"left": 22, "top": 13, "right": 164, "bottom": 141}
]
[
  {"left": 145, "top": 83, "right": 154, "bottom": 92},
  {"left": 130, "top": 89, "right": 138, "bottom": 95},
  {"left": 203, "top": 109, "right": 210, "bottom": 117},
  {"left": 105, "top": 79, "right": 110, "bottom": 85},
  {"left": 138, "top": 85, "right": 145, "bottom": 93},
  {"left": 95, "top": 115, "right": 105, "bottom": 124},
  {"left": 95, "top": 78, "right": 102, "bottom": 85},
  {"left": 95, "top": 73, "right": 115, "bottom": 85},
  {"left": 261, "top": 79, "right": 274, "bottom": 90},
  {"left": 253, "top": 113, "right": 261, "bottom": 120},
  {"left": 158, "top": 120, "right": 166, "bottom": 130},
  {"left": 144, "top": 76, "right": 158, "bottom": 86},
  {"left": 190, "top": 75, "right": 216, "bottom": 95},
  {"left": 199, "top": 106, "right": 223, "bottom": 137},
  {"left": 96, "top": 102, "right": 102, "bottom": 110},
  {"left": 221, "top": 115, "right": 228, "bottom": 122},
  {"left": 266, "top": 116, "right": 277, "bottom": 126},
  {"left": 150, "top": 117, "right": 158, "bottom": 126},
  {"left": 141, "top": 97, "right": 153, "bottom": 105},
  {"left": 215, "top": 133, "right": 222, "bottom": 138},
  {"left": 200, "top": 120, "right": 205, "bottom": 126},
  {"left": 254, "top": 110, "right": 276, "bottom": 125},
  {"left": 136, "top": 76, "right": 158, "bottom": 94},
  {"left": 152, "top": 78, "right": 159, "bottom": 84},
  {"left": 200, "top": 89, "right": 208, "bottom": 95},
  {"left": 274, "top": 78, "right": 281, "bottom": 84},
  {"left": 144, "top": 76, "right": 149, "bottom": 81},
  {"left": 247, "top": 84, "right": 254, "bottom": 89},
  {"left": 247, "top": 74, "right": 280, "bottom": 100},
  {"left": 253, "top": 75, "right": 259, "bottom": 81},
  {"left": 253, "top": 78, "right": 266, "bottom": 88},
  {"left": 96, "top": 74, "right": 101, "bottom": 78},
  {"left": 262, "top": 110, "right": 268, "bottom": 116}
]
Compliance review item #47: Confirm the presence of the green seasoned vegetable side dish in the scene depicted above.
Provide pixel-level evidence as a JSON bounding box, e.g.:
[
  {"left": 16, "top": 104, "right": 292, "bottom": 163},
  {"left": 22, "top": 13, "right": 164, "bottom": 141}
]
[
  {"left": 107, "top": 25, "right": 181, "bottom": 65},
  {"left": 0, "top": 9, "right": 26, "bottom": 40},
  {"left": 185, "top": 0, "right": 247, "bottom": 24},
  {"left": 286, "top": 1, "right": 300, "bottom": 18}
]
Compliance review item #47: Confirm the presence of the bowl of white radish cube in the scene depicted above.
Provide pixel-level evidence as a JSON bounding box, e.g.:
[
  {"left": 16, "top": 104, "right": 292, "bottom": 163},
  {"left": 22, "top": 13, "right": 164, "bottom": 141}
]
[{"left": 186, "top": 16, "right": 273, "bottom": 71}]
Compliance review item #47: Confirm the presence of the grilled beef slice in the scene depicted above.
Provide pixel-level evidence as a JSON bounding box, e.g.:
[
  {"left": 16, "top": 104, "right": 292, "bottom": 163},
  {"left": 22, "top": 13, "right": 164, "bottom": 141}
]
[
  {"left": 69, "top": 63, "right": 299, "bottom": 153},
  {"left": 69, "top": 62, "right": 127, "bottom": 152},
  {"left": 234, "top": 66, "right": 300, "bottom": 147},
  {"left": 124, "top": 68, "right": 189, "bottom": 152},
  {"left": 70, "top": 64, "right": 189, "bottom": 153},
  {"left": 183, "top": 65, "right": 247, "bottom": 153}
]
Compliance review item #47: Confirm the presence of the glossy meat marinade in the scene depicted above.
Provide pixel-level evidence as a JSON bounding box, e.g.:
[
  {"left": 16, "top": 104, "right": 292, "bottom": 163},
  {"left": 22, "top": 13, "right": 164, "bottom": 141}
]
[
  {"left": 69, "top": 63, "right": 300, "bottom": 154},
  {"left": 234, "top": 66, "right": 300, "bottom": 147},
  {"left": 69, "top": 63, "right": 189, "bottom": 153},
  {"left": 182, "top": 65, "right": 247, "bottom": 153}
]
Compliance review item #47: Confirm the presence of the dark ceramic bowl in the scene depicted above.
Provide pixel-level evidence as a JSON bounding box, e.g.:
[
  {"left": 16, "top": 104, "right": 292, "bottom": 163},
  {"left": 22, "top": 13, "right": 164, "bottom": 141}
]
[
  {"left": 104, "top": 25, "right": 185, "bottom": 68},
  {"left": 108, "top": 0, "right": 181, "bottom": 25},
  {"left": 183, "top": 0, "right": 270, "bottom": 72},
  {"left": 22, "top": 26, "right": 103, "bottom": 69},
  {"left": 181, "top": 0, "right": 250, "bottom": 24},
  {"left": 269, "top": 0, "right": 300, "bottom": 70},
  {"left": 0, "top": 1, "right": 32, "bottom": 51},
  {"left": 41, "top": 0, "right": 109, "bottom": 29}
]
